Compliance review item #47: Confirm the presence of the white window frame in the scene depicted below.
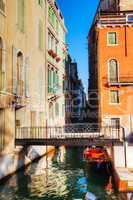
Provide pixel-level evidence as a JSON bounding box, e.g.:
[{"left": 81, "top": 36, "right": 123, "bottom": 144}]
[
  {"left": 107, "top": 58, "right": 120, "bottom": 83},
  {"left": 109, "top": 90, "right": 120, "bottom": 105},
  {"left": 107, "top": 32, "right": 118, "bottom": 46}
]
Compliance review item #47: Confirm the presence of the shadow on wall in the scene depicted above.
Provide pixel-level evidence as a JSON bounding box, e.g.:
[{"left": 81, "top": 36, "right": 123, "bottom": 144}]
[{"left": 126, "top": 132, "right": 133, "bottom": 145}]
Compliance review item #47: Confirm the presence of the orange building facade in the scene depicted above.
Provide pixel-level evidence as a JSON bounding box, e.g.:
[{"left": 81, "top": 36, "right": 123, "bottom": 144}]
[{"left": 89, "top": 0, "right": 133, "bottom": 132}]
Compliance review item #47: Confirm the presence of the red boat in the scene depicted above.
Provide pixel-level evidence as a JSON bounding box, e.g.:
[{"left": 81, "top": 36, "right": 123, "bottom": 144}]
[{"left": 84, "top": 147, "right": 105, "bottom": 160}]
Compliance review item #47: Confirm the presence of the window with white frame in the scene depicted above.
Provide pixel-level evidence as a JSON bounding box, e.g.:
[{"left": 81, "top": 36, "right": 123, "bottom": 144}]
[
  {"left": 108, "top": 32, "right": 117, "bottom": 45},
  {"left": 110, "top": 90, "right": 119, "bottom": 104},
  {"left": 108, "top": 59, "right": 119, "bottom": 83}
]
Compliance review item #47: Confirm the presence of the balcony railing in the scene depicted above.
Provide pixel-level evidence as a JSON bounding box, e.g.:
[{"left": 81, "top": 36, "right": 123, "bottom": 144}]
[
  {"left": 0, "top": 0, "right": 5, "bottom": 13},
  {"left": 97, "top": 13, "right": 133, "bottom": 26}
]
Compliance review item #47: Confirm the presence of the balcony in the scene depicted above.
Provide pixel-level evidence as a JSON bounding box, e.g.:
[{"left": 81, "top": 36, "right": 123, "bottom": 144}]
[
  {"left": 0, "top": 0, "right": 5, "bottom": 13},
  {"left": 13, "top": 80, "right": 28, "bottom": 109},
  {"left": 103, "top": 76, "right": 133, "bottom": 86},
  {"left": 97, "top": 13, "right": 133, "bottom": 26}
]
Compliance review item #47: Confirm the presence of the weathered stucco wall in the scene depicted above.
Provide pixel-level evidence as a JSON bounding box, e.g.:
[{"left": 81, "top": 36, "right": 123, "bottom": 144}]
[{"left": 120, "top": 0, "right": 133, "bottom": 11}]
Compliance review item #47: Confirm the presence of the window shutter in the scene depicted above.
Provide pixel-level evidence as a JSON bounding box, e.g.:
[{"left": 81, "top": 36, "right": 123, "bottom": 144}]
[
  {"left": 48, "top": 69, "right": 51, "bottom": 93},
  {"left": 1, "top": 48, "right": 6, "bottom": 91},
  {"left": 38, "top": 0, "right": 43, "bottom": 7},
  {"left": 25, "top": 57, "right": 30, "bottom": 97},
  {"left": 39, "top": 20, "right": 44, "bottom": 50},
  {"left": 17, "top": 0, "right": 25, "bottom": 32},
  {"left": 53, "top": 71, "right": 56, "bottom": 93},
  {"left": 51, "top": 70, "right": 53, "bottom": 93},
  {"left": 12, "top": 46, "right": 17, "bottom": 94},
  {"left": 21, "top": 0, "right": 25, "bottom": 31}
]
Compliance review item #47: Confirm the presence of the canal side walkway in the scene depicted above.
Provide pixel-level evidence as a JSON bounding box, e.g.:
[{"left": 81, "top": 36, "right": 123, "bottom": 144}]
[
  {"left": 114, "top": 167, "right": 133, "bottom": 192},
  {"left": 0, "top": 146, "right": 54, "bottom": 181}
]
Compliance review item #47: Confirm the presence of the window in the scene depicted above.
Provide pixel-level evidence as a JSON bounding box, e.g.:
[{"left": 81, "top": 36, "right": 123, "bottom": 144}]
[
  {"left": 48, "top": 6, "right": 56, "bottom": 27},
  {"left": 31, "top": 111, "right": 36, "bottom": 127},
  {"left": 108, "top": 32, "right": 117, "bottom": 45},
  {"left": 48, "top": 32, "right": 58, "bottom": 53},
  {"left": 55, "top": 102, "right": 59, "bottom": 116},
  {"left": 25, "top": 57, "right": 29, "bottom": 97},
  {"left": 111, "top": 118, "right": 120, "bottom": 129},
  {"left": 0, "top": 37, "right": 6, "bottom": 91},
  {"left": 127, "top": 14, "right": 133, "bottom": 23},
  {"left": 38, "top": 20, "right": 44, "bottom": 50},
  {"left": 108, "top": 59, "right": 118, "bottom": 83},
  {"left": 0, "top": 0, "right": 5, "bottom": 13},
  {"left": 48, "top": 67, "right": 59, "bottom": 94},
  {"left": 38, "top": 0, "right": 43, "bottom": 7},
  {"left": 17, "top": 52, "right": 24, "bottom": 95},
  {"left": 110, "top": 90, "right": 119, "bottom": 104},
  {"left": 48, "top": 33, "right": 51, "bottom": 50},
  {"left": 48, "top": 68, "right": 53, "bottom": 93},
  {"left": 17, "top": 0, "right": 25, "bottom": 32},
  {"left": 39, "top": 112, "right": 44, "bottom": 127}
]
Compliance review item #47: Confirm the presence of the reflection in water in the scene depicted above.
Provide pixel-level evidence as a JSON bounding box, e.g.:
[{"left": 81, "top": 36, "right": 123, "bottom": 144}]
[{"left": 0, "top": 147, "right": 130, "bottom": 200}]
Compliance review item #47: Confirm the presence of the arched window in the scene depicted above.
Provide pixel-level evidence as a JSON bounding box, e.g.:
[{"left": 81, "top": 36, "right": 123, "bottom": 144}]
[
  {"left": 108, "top": 59, "right": 118, "bottom": 83},
  {"left": 0, "top": 37, "right": 3, "bottom": 90},
  {"left": 17, "top": 52, "right": 23, "bottom": 95},
  {"left": 17, "top": 52, "right": 23, "bottom": 81}
]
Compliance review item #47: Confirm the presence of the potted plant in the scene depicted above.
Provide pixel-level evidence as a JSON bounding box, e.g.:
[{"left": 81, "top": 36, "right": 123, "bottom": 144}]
[
  {"left": 48, "top": 49, "right": 53, "bottom": 56},
  {"left": 52, "top": 52, "right": 57, "bottom": 58},
  {"left": 56, "top": 57, "right": 61, "bottom": 63}
]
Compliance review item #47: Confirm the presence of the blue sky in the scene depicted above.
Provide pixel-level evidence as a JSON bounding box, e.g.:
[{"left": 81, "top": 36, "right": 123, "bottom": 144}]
[{"left": 57, "top": 0, "right": 100, "bottom": 93}]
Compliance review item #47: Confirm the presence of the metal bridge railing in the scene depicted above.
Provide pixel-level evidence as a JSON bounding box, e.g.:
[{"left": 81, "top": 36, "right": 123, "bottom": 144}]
[{"left": 15, "top": 125, "right": 124, "bottom": 141}]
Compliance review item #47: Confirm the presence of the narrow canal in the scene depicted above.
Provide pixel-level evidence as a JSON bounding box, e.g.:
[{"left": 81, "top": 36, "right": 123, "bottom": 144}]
[{"left": 0, "top": 147, "right": 128, "bottom": 200}]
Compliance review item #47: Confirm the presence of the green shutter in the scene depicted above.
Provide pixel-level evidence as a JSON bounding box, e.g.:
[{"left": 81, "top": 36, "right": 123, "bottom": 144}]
[
  {"left": 39, "top": 20, "right": 44, "bottom": 50},
  {"left": 53, "top": 71, "right": 56, "bottom": 93},
  {"left": 38, "top": 0, "right": 43, "bottom": 7},
  {"left": 17, "top": 0, "right": 25, "bottom": 32},
  {"left": 56, "top": 74, "right": 59, "bottom": 90},
  {"left": 48, "top": 69, "right": 51, "bottom": 93}
]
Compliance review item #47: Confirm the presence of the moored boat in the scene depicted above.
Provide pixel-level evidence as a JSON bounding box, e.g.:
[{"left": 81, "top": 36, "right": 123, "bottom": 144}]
[{"left": 84, "top": 147, "right": 105, "bottom": 161}]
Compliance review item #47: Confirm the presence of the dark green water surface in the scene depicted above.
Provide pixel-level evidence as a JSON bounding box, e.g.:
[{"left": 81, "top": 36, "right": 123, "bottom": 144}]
[{"left": 0, "top": 147, "right": 130, "bottom": 200}]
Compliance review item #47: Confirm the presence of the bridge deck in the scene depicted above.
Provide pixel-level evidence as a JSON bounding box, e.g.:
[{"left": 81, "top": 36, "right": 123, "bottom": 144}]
[
  {"left": 15, "top": 126, "right": 124, "bottom": 147},
  {"left": 15, "top": 138, "right": 123, "bottom": 146}
]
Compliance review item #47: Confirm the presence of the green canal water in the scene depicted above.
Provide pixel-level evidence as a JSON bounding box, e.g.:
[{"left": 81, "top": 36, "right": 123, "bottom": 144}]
[{"left": 0, "top": 147, "right": 130, "bottom": 200}]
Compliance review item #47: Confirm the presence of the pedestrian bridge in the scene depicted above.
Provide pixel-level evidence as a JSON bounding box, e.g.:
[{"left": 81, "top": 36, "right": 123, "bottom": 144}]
[{"left": 15, "top": 124, "right": 124, "bottom": 147}]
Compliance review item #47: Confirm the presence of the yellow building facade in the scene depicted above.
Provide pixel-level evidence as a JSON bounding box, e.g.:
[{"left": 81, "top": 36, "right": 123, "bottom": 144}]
[{"left": 0, "top": 0, "right": 67, "bottom": 160}]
